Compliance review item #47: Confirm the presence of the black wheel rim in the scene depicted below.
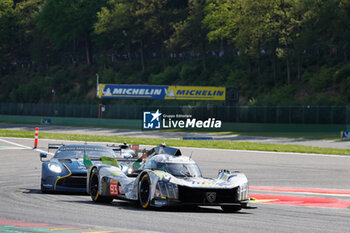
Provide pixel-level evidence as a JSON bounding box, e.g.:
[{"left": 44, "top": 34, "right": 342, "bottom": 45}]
[
  {"left": 140, "top": 178, "right": 149, "bottom": 205},
  {"left": 90, "top": 174, "right": 98, "bottom": 198}
]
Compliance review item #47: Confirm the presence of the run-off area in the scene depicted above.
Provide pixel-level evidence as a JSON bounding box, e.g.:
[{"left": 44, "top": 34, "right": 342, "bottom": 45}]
[{"left": 0, "top": 137, "right": 349, "bottom": 233}]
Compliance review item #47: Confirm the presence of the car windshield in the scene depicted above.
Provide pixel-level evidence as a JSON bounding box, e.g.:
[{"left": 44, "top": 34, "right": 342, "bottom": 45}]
[
  {"left": 54, "top": 147, "right": 116, "bottom": 159},
  {"left": 156, "top": 162, "right": 202, "bottom": 177},
  {"left": 114, "top": 149, "right": 136, "bottom": 158}
]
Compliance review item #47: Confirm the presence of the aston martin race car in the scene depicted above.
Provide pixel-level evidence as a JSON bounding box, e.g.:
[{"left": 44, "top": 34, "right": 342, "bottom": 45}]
[
  {"left": 40, "top": 143, "right": 136, "bottom": 193},
  {"left": 84, "top": 144, "right": 250, "bottom": 212}
]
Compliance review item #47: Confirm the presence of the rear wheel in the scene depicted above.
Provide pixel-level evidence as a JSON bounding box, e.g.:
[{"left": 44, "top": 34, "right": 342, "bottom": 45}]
[
  {"left": 221, "top": 205, "right": 242, "bottom": 212},
  {"left": 138, "top": 174, "right": 151, "bottom": 209},
  {"left": 90, "top": 169, "right": 113, "bottom": 203}
]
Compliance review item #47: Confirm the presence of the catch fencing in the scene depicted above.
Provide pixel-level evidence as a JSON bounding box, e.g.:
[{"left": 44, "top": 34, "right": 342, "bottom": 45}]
[{"left": 0, "top": 102, "right": 348, "bottom": 125}]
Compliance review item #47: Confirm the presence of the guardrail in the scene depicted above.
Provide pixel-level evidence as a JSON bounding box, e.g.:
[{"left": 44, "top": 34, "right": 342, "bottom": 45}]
[{"left": 0, "top": 102, "right": 349, "bottom": 125}]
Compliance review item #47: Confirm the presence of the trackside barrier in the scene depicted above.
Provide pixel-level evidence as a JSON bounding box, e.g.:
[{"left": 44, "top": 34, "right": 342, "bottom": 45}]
[
  {"left": 0, "top": 103, "right": 349, "bottom": 125},
  {"left": 181, "top": 137, "right": 213, "bottom": 140},
  {"left": 34, "top": 127, "right": 39, "bottom": 148},
  {"left": 341, "top": 131, "right": 350, "bottom": 140}
]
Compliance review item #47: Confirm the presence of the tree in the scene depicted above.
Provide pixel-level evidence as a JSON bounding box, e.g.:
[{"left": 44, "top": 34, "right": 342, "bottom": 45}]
[
  {"left": 95, "top": 0, "right": 186, "bottom": 71},
  {"left": 168, "top": 0, "right": 209, "bottom": 71},
  {"left": 136, "top": 0, "right": 185, "bottom": 69},
  {"left": 95, "top": 0, "right": 146, "bottom": 69},
  {"left": 205, "top": 0, "right": 302, "bottom": 84},
  {"left": 14, "top": 0, "right": 48, "bottom": 65},
  {"left": 36, "top": 0, "right": 106, "bottom": 65},
  {"left": 0, "top": 0, "right": 16, "bottom": 63}
]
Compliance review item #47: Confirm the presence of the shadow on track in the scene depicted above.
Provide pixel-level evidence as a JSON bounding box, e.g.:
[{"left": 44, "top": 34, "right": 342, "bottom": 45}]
[
  {"left": 61, "top": 198, "right": 252, "bottom": 214},
  {"left": 21, "top": 188, "right": 87, "bottom": 196}
]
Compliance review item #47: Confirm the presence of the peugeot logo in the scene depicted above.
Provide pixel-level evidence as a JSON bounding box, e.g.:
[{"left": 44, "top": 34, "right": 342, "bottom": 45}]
[{"left": 206, "top": 192, "right": 216, "bottom": 203}]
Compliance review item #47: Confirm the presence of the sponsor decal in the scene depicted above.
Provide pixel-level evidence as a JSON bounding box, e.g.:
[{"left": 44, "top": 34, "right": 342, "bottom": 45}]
[
  {"left": 154, "top": 200, "right": 168, "bottom": 206},
  {"left": 206, "top": 192, "right": 217, "bottom": 203},
  {"left": 143, "top": 109, "right": 222, "bottom": 130},
  {"left": 109, "top": 180, "right": 118, "bottom": 196},
  {"left": 98, "top": 84, "right": 226, "bottom": 101},
  {"left": 118, "top": 184, "right": 125, "bottom": 195},
  {"left": 341, "top": 130, "right": 350, "bottom": 140},
  {"left": 164, "top": 86, "right": 225, "bottom": 101},
  {"left": 98, "top": 84, "right": 166, "bottom": 99}
]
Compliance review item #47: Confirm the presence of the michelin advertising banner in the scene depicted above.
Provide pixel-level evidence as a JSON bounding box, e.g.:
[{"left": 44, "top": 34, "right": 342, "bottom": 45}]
[{"left": 98, "top": 84, "right": 226, "bottom": 101}]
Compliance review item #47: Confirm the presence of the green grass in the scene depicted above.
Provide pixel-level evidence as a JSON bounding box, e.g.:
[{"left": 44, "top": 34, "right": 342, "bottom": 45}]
[
  {"left": 151, "top": 129, "right": 340, "bottom": 140},
  {"left": 1, "top": 129, "right": 349, "bottom": 155}
]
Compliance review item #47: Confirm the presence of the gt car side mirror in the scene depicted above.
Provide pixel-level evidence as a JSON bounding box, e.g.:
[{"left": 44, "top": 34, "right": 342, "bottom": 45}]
[{"left": 40, "top": 152, "right": 48, "bottom": 162}]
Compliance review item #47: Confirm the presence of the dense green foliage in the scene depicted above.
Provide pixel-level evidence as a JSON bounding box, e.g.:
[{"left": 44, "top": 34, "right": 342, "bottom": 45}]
[{"left": 1, "top": 0, "right": 350, "bottom": 105}]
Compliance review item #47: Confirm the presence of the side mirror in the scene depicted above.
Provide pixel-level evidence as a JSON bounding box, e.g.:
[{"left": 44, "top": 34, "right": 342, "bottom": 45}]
[{"left": 40, "top": 152, "right": 48, "bottom": 162}]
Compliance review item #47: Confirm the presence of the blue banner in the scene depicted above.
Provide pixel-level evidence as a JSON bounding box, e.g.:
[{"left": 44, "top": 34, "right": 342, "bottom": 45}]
[
  {"left": 341, "top": 131, "right": 350, "bottom": 140},
  {"left": 98, "top": 84, "right": 226, "bottom": 100},
  {"left": 98, "top": 84, "right": 167, "bottom": 99}
]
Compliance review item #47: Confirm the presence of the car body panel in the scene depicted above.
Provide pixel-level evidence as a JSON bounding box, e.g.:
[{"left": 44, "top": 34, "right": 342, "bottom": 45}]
[
  {"left": 40, "top": 144, "right": 135, "bottom": 193},
  {"left": 86, "top": 145, "right": 250, "bottom": 208}
]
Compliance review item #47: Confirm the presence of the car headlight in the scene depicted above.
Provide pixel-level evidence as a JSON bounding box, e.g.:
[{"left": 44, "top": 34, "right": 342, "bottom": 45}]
[
  {"left": 48, "top": 163, "right": 62, "bottom": 173},
  {"left": 238, "top": 182, "right": 249, "bottom": 201}
]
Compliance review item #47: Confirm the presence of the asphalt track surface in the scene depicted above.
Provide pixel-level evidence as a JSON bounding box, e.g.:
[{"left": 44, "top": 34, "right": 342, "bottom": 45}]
[
  {"left": 1, "top": 123, "right": 350, "bottom": 149},
  {"left": 0, "top": 137, "right": 350, "bottom": 233}
]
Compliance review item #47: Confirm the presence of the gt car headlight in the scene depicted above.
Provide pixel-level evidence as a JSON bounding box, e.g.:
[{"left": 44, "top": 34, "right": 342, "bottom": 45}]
[
  {"left": 241, "top": 182, "right": 248, "bottom": 192},
  {"left": 238, "top": 182, "right": 249, "bottom": 201},
  {"left": 48, "top": 163, "right": 62, "bottom": 173}
]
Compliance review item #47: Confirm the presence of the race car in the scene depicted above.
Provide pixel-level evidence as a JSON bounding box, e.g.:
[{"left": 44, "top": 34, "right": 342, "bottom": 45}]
[
  {"left": 39, "top": 143, "right": 136, "bottom": 193},
  {"left": 84, "top": 144, "right": 250, "bottom": 212}
]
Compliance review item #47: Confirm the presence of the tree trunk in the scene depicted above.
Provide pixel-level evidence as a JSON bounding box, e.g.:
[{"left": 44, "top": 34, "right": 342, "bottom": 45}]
[
  {"left": 272, "top": 38, "right": 278, "bottom": 84},
  {"left": 160, "top": 29, "right": 167, "bottom": 70},
  {"left": 140, "top": 40, "right": 145, "bottom": 72},
  {"left": 85, "top": 33, "right": 92, "bottom": 65},
  {"left": 127, "top": 40, "right": 132, "bottom": 62},
  {"left": 201, "top": 39, "right": 207, "bottom": 71},
  {"left": 286, "top": 48, "right": 291, "bottom": 84},
  {"left": 297, "top": 50, "right": 302, "bottom": 80},
  {"left": 257, "top": 53, "right": 261, "bottom": 76}
]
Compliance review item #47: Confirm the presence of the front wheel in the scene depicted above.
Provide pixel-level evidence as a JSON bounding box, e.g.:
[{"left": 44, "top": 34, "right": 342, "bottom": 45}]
[
  {"left": 90, "top": 169, "right": 113, "bottom": 203},
  {"left": 40, "top": 182, "right": 49, "bottom": 194},
  {"left": 138, "top": 174, "right": 151, "bottom": 209},
  {"left": 221, "top": 205, "right": 242, "bottom": 212}
]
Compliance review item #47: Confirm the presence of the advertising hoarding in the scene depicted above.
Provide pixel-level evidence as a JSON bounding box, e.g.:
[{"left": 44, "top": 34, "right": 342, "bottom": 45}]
[{"left": 98, "top": 84, "right": 226, "bottom": 101}]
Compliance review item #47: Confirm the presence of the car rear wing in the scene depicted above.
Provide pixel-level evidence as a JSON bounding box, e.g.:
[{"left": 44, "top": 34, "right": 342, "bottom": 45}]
[
  {"left": 106, "top": 143, "right": 146, "bottom": 158},
  {"left": 48, "top": 144, "right": 64, "bottom": 151}
]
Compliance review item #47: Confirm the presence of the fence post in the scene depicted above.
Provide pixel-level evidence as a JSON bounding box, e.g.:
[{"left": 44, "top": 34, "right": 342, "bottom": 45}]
[
  {"left": 302, "top": 106, "right": 305, "bottom": 124},
  {"left": 330, "top": 106, "right": 334, "bottom": 124},
  {"left": 289, "top": 106, "right": 292, "bottom": 124},
  {"left": 346, "top": 105, "right": 349, "bottom": 126},
  {"left": 254, "top": 106, "right": 257, "bottom": 123}
]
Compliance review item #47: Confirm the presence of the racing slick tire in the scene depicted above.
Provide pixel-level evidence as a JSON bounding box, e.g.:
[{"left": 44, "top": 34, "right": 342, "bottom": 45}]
[
  {"left": 90, "top": 168, "right": 113, "bottom": 203},
  {"left": 138, "top": 173, "right": 151, "bottom": 209},
  {"left": 221, "top": 205, "right": 242, "bottom": 212}
]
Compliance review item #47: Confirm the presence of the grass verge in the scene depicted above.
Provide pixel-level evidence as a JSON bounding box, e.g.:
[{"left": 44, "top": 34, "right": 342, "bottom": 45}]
[{"left": 0, "top": 129, "right": 349, "bottom": 155}]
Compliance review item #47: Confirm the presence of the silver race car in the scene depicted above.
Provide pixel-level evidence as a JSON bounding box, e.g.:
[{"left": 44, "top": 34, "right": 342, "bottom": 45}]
[{"left": 84, "top": 144, "right": 249, "bottom": 212}]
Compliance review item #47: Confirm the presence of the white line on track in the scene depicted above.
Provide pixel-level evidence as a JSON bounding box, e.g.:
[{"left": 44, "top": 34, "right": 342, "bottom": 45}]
[
  {"left": 0, "top": 138, "right": 54, "bottom": 155},
  {"left": 1, "top": 136, "right": 349, "bottom": 158},
  {"left": 0, "top": 146, "right": 26, "bottom": 150},
  {"left": 179, "top": 146, "right": 350, "bottom": 158}
]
